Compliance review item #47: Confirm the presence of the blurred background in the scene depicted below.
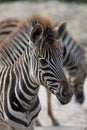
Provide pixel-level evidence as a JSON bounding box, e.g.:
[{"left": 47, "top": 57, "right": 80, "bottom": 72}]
[
  {"left": 0, "top": 0, "right": 87, "bottom": 130},
  {"left": 0, "top": 0, "right": 87, "bottom": 45}
]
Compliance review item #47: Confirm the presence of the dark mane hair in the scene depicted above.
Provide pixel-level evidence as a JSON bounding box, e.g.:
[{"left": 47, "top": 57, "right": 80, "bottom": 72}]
[
  {"left": 26, "top": 13, "right": 56, "bottom": 43},
  {"left": 0, "top": 13, "right": 57, "bottom": 50}
]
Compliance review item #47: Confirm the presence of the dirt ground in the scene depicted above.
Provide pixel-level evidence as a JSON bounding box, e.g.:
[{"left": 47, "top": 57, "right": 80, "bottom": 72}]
[
  {"left": 37, "top": 87, "right": 87, "bottom": 129},
  {"left": 35, "top": 126, "right": 85, "bottom": 130}
]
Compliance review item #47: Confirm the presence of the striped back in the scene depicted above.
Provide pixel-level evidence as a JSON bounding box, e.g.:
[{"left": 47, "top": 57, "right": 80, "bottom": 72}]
[
  {"left": 61, "top": 30, "right": 85, "bottom": 71},
  {"left": 60, "top": 30, "right": 86, "bottom": 103}
]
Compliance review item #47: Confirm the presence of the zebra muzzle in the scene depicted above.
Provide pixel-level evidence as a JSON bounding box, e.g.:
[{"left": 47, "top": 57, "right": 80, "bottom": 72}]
[
  {"left": 48, "top": 80, "right": 73, "bottom": 104},
  {"left": 57, "top": 82, "right": 73, "bottom": 104}
]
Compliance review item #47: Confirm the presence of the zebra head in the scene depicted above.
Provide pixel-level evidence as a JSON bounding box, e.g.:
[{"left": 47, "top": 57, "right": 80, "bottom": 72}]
[{"left": 29, "top": 21, "right": 73, "bottom": 104}]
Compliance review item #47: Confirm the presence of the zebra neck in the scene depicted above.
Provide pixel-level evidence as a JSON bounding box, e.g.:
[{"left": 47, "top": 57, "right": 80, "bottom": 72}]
[{"left": 12, "top": 48, "right": 39, "bottom": 110}]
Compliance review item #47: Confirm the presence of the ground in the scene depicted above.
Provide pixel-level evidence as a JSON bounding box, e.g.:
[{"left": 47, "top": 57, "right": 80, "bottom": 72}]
[
  {"left": 36, "top": 86, "right": 87, "bottom": 129},
  {"left": 35, "top": 126, "right": 86, "bottom": 130}
]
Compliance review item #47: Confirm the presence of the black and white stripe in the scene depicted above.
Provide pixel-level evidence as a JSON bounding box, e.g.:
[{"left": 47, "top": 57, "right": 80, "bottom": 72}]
[
  {"left": 0, "top": 15, "right": 72, "bottom": 130},
  {"left": 0, "top": 18, "right": 20, "bottom": 43},
  {"left": 60, "top": 30, "right": 86, "bottom": 103},
  {"left": 35, "top": 30, "right": 87, "bottom": 126},
  {"left": 0, "top": 25, "right": 41, "bottom": 129},
  {"left": 0, "top": 18, "right": 85, "bottom": 104}
]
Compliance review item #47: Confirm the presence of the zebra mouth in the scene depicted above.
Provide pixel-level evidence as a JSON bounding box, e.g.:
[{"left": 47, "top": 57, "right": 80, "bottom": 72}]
[
  {"left": 48, "top": 84, "right": 60, "bottom": 95},
  {"left": 48, "top": 87, "right": 72, "bottom": 105},
  {"left": 56, "top": 95, "right": 71, "bottom": 105},
  {"left": 49, "top": 87, "right": 59, "bottom": 95}
]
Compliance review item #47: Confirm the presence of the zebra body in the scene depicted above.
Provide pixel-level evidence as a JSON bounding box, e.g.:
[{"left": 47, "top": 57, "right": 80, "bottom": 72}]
[
  {"left": 61, "top": 30, "right": 85, "bottom": 76},
  {"left": 0, "top": 14, "right": 73, "bottom": 130},
  {"left": 61, "top": 30, "right": 86, "bottom": 103},
  {"left": 0, "top": 32, "right": 41, "bottom": 130}
]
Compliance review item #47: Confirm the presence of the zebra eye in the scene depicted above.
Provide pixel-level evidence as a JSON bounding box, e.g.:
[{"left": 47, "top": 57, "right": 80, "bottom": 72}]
[{"left": 39, "top": 58, "right": 48, "bottom": 66}]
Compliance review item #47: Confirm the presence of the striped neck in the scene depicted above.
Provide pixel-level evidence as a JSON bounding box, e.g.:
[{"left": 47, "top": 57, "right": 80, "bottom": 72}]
[{"left": 11, "top": 47, "right": 39, "bottom": 111}]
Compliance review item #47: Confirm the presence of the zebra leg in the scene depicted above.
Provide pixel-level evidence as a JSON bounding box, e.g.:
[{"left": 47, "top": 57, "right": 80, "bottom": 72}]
[
  {"left": 35, "top": 119, "right": 41, "bottom": 126},
  {"left": 47, "top": 91, "right": 59, "bottom": 126},
  {"left": 70, "top": 69, "right": 86, "bottom": 104},
  {"left": 74, "top": 85, "right": 84, "bottom": 104}
]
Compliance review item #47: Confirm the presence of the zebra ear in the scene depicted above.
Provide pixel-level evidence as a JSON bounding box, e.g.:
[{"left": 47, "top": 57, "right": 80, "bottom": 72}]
[
  {"left": 30, "top": 24, "right": 43, "bottom": 46},
  {"left": 57, "top": 22, "right": 67, "bottom": 39}
]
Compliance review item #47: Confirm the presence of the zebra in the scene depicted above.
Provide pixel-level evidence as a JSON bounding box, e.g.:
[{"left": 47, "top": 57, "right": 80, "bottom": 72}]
[
  {"left": 43, "top": 30, "right": 86, "bottom": 126},
  {"left": 36, "top": 30, "right": 86, "bottom": 126},
  {"left": 62, "top": 30, "right": 86, "bottom": 104},
  {"left": 0, "top": 18, "right": 20, "bottom": 43},
  {"left": 0, "top": 17, "right": 86, "bottom": 126},
  {"left": 0, "top": 14, "right": 73, "bottom": 130},
  {"left": 45, "top": 30, "right": 86, "bottom": 126},
  {"left": 0, "top": 18, "right": 86, "bottom": 103}
]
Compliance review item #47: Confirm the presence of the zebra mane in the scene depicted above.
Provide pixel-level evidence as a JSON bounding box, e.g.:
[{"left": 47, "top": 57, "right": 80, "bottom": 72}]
[
  {"left": 0, "top": 13, "right": 59, "bottom": 66},
  {"left": 28, "top": 13, "right": 54, "bottom": 30},
  {"left": 0, "top": 13, "right": 56, "bottom": 49},
  {"left": 26, "top": 13, "right": 56, "bottom": 43}
]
